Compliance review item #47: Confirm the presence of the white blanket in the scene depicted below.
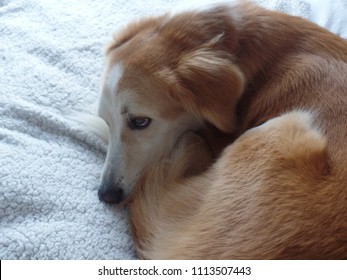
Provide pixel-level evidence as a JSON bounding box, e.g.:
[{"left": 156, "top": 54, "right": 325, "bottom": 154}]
[{"left": 1, "top": 0, "right": 346, "bottom": 260}]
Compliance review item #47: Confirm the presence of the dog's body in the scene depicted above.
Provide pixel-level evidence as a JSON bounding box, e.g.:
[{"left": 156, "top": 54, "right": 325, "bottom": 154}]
[
  {"left": 130, "top": 111, "right": 344, "bottom": 259},
  {"left": 98, "top": 2, "right": 347, "bottom": 258}
]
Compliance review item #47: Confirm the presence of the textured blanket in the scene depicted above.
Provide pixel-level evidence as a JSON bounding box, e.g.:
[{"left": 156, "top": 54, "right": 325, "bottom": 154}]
[{"left": 1, "top": 0, "right": 347, "bottom": 260}]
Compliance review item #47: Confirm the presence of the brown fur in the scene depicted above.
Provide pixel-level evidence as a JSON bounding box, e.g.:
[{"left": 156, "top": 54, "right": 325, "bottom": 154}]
[
  {"left": 129, "top": 112, "right": 346, "bottom": 259},
  {"left": 103, "top": 2, "right": 347, "bottom": 259}
]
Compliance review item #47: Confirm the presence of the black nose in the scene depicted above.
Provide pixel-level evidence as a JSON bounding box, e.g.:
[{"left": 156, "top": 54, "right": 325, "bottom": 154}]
[{"left": 98, "top": 188, "right": 123, "bottom": 204}]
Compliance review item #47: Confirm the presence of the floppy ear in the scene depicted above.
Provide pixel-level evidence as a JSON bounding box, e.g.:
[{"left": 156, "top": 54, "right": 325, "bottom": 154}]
[
  {"left": 105, "top": 15, "right": 167, "bottom": 53},
  {"left": 167, "top": 48, "right": 245, "bottom": 133}
]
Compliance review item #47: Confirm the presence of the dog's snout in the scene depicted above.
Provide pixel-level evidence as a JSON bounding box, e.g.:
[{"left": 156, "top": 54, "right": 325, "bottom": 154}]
[{"left": 98, "top": 186, "right": 124, "bottom": 204}]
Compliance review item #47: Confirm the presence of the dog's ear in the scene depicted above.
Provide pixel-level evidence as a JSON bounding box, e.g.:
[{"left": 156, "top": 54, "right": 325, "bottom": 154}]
[
  {"left": 106, "top": 15, "right": 167, "bottom": 53},
  {"left": 164, "top": 48, "right": 245, "bottom": 133}
]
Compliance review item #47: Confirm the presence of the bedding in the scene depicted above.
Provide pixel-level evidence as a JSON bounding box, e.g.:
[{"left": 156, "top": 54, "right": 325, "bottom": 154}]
[{"left": 1, "top": 0, "right": 347, "bottom": 259}]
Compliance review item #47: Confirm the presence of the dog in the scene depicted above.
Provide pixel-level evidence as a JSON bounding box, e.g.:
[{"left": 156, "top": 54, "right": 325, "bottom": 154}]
[{"left": 96, "top": 2, "right": 347, "bottom": 258}]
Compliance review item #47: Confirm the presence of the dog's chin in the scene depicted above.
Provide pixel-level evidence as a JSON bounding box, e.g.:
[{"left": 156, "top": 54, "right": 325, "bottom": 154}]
[
  {"left": 115, "top": 194, "right": 132, "bottom": 208},
  {"left": 116, "top": 179, "right": 143, "bottom": 207}
]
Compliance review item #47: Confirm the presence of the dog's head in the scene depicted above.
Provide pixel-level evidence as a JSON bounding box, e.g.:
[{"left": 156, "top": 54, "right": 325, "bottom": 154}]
[{"left": 98, "top": 8, "right": 245, "bottom": 203}]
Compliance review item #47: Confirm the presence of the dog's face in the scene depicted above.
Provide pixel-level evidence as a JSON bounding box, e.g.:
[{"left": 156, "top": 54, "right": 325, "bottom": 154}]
[
  {"left": 98, "top": 10, "right": 245, "bottom": 203},
  {"left": 98, "top": 62, "right": 201, "bottom": 203}
]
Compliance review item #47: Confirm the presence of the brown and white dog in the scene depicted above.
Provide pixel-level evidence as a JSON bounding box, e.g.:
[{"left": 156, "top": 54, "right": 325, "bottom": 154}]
[{"left": 96, "top": 1, "right": 347, "bottom": 259}]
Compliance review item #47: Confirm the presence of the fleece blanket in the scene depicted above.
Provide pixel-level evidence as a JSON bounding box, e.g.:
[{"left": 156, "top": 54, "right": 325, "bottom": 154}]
[{"left": 1, "top": 0, "right": 347, "bottom": 260}]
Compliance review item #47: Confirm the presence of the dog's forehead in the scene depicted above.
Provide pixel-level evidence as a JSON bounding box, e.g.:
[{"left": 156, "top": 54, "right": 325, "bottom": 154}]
[
  {"left": 105, "top": 62, "right": 123, "bottom": 95},
  {"left": 105, "top": 62, "right": 146, "bottom": 99},
  {"left": 106, "top": 53, "right": 160, "bottom": 90},
  {"left": 104, "top": 60, "right": 185, "bottom": 120},
  {"left": 104, "top": 62, "right": 158, "bottom": 104}
]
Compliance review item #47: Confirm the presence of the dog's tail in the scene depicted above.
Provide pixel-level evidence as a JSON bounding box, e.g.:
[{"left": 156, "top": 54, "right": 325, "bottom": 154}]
[{"left": 68, "top": 111, "right": 109, "bottom": 142}]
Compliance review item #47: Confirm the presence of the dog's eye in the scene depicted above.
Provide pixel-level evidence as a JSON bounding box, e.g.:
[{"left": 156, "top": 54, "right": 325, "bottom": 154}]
[{"left": 128, "top": 117, "right": 152, "bottom": 130}]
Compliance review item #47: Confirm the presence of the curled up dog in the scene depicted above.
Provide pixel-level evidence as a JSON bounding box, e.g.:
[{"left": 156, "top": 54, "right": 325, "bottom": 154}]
[{"left": 94, "top": 2, "right": 347, "bottom": 259}]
